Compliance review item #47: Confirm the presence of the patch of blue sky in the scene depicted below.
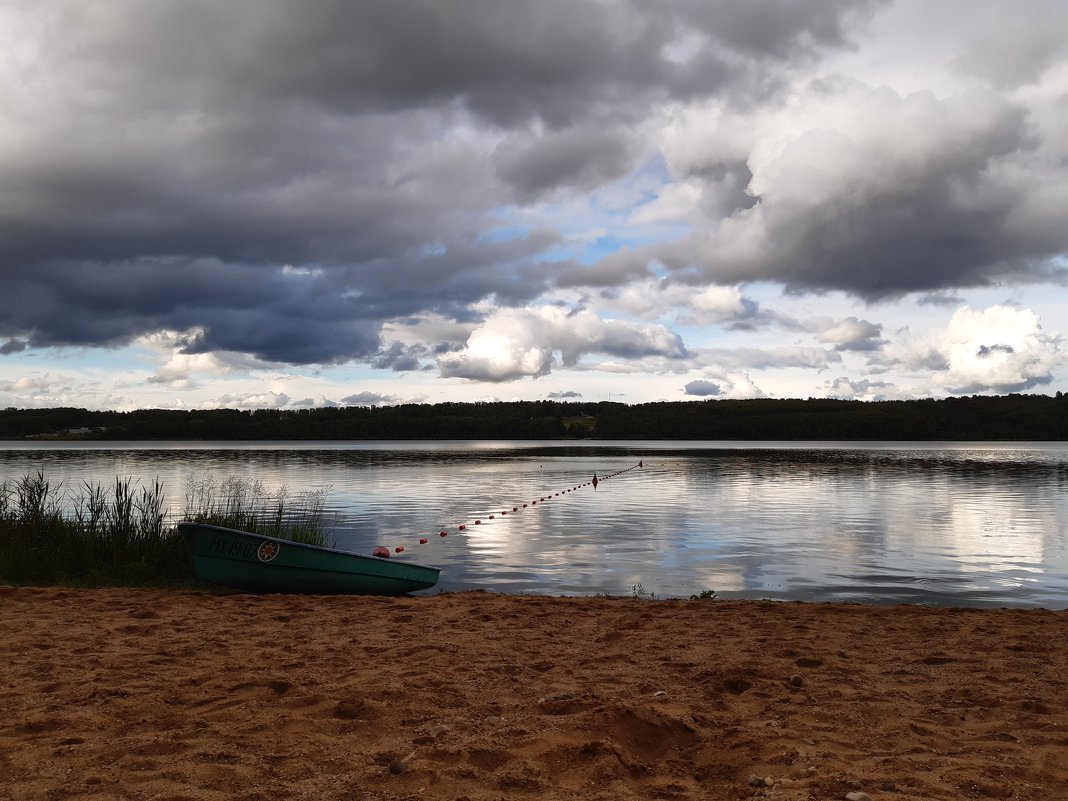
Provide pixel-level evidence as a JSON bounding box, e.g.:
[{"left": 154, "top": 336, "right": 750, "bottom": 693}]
[
  {"left": 543, "top": 235, "right": 617, "bottom": 265},
  {"left": 647, "top": 259, "right": 671, "bottom": 280},
  {"left": 23, "top": 344, "right": 145, "bottom": 374},
  {"left": 536, "top": 226, "right": 689, "bottom": 265},
  {"left": 530, "top": 151, "right": 690, "bottom": 265}
]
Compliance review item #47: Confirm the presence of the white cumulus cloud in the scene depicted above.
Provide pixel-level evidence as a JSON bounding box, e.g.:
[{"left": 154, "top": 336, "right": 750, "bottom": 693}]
[
  {"left": 437, "top": 307, "right": 686, "bottom": 382},
  {"left": 874, "top": 304, "right": 1063, "bottom": 394}
]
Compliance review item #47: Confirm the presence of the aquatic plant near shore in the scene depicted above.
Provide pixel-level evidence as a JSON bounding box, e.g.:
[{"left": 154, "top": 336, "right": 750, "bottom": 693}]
[
  {"left": 0, "top": 473, "right": 186, "bottom": 587},
  {"left": 0, "top": 472, "right": 333, "bottom": 587},
  {"left": 182, "top": 474, "right": 332, "bottom": 547}
]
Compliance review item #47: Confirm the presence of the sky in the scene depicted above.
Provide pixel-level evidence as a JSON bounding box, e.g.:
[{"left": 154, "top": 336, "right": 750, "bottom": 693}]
[{"left": 1, "top": 0, "right": 1067, "bottom": 411}]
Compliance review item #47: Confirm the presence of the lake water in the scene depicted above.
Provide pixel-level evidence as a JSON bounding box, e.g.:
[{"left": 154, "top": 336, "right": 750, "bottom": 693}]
[{"left": 2, "top": 440, "right": 1067, "bottom": 608}]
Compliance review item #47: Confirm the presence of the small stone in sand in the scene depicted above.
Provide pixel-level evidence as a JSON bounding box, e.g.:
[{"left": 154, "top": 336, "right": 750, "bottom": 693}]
[
  {"left": 845, "top": 792, "right": 873, "bottom": 801},
  {"left": 388, "top": 759, "right": 406, "bottom": 775}
]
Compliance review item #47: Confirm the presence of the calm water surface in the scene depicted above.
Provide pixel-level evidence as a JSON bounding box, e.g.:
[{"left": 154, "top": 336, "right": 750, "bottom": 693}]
[{"left": 2, "top": 440, "right": 1066, "bottom": 608}]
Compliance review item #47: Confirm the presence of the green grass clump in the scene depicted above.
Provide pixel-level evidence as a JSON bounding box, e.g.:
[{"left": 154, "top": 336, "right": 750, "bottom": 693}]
[
  {"left": 181, "top": 474, "right": 331, "bottom": 547},
  {"left": 0, "top": 472, "right": 333, "bottom": 588},
  {"left": 0, "top": 472, "right": 188, "bottom": 587}
]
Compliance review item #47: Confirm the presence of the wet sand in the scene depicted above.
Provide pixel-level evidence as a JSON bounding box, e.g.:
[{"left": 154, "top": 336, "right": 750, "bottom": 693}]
[{"left": 1, "top": 587, "right": 1066, "bottom": 801}]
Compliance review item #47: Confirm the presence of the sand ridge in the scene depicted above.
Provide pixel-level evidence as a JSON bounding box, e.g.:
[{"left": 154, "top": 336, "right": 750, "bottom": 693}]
[{"left": 1, "top": 587, "right": 1066, "bottom": 801}]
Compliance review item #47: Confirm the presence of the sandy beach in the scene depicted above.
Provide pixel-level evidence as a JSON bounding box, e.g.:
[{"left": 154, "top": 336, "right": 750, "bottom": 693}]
[{"left": 1, "top": 587, "right": 1065, "bottom": 801}]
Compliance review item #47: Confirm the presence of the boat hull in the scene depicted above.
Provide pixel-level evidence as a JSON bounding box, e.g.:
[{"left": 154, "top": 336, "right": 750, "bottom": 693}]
[{"left": 179, "top": 522, "right": 440, "bottom": 595}]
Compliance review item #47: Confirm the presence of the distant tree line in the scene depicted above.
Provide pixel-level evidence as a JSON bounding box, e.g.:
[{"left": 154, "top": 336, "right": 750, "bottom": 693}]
[{"left": 1, "top": 393, "right": 1066, "bottom": 441}]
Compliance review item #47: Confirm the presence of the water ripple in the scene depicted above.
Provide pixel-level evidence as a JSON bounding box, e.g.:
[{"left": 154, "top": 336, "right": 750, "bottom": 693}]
[{"left": 1, "top": 441, "right": 1066, "bottom": 607}]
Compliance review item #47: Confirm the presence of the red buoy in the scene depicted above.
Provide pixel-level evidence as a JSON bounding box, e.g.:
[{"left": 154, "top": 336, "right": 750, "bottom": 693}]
[
  {"left": 419, "top": 538, "right": 428, "bottom": 544},
  {"left": 372, "top": 546, "right": 390, "bottom": 558},
  {"left": 394, "top": 546, "right": 404, "bottom": 553}
]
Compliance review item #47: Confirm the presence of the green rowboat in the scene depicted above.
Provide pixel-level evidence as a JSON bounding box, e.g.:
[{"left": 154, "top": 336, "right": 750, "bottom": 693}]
[{"left": 179, "top": 521, "right": 440, "bottom": 595}]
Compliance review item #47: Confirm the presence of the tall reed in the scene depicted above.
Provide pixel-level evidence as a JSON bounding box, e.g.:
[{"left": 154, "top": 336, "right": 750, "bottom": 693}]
[
  {"left": 182, "top": 474, "right": 331, "bottom": 546},
  {"left": 0, "top": 472, "right": 333, "bottom": 587},
  {"left": 0, "top": 473, "right": 187, "bottom": 587}
]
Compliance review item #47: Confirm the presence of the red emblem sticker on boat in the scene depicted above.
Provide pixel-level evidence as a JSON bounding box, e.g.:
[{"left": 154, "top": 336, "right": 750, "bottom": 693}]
[{"left": 257, "top": 541, "right": 280, "bottom": 562}]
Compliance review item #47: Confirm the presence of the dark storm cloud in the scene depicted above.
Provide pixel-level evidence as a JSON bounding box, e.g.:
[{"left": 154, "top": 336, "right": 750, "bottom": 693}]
[
  {"left": 555, "top": 251, "right": 654, "bottom": 290},
  {"left": 494, "top": 126, "right": 639, "bottom": 202},
  {"left": 673, "top": 0, "right": 885, "bottom": 61},
  {"left": 1, "top": 340, "right": 27, "bottom": 356},
  {"left": 0, "top": 259, "right": 384, "bottom": 364},
  {"left": 61, "top": 0, "right": 880, "bottom": 127},
  {"left": 917, "top": 292, "right": 966, "bottom": 307},
  {"left": 681, "top": 85, "right": 1068, "bottom": 299},
  {"left": 683, "top": 379, "right": 723, "bottom": 397},
  {"left": 948, "top": 374, "right": 1053, "bottom": 395},
  {"left": 691, "top": 162, "right": 761, "bottom": 219},
  {"left": 677, "top": 124, "right": 940, "bottom": 291},
  {"left": 0, "top": 0, "right": 906, "bottom": 367},
  {"left": 368, "top": 342, "right": 427, "bottom": 372}
]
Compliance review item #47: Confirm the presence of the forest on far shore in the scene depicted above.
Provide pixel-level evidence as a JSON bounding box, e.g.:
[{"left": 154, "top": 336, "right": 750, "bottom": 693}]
[{"left": 2, "top": 393, "right": 1066, "bottom": 441}]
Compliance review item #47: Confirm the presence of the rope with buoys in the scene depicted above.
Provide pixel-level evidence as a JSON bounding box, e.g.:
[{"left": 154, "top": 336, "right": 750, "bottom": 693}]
[{"left": 372, "top": 459, "right": 644, "bottom": 557}]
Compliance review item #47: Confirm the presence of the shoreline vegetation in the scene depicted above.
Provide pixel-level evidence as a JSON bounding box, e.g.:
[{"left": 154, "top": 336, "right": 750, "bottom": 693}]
[
  {"left": 0, "top": 472, "right": 716, "bottom": 596},
  {"left": 0, "top": 473, "right": 330, "bottom": 589},
  {"left": 2, "top": 393, "right": 1067, "bottom": 442}
]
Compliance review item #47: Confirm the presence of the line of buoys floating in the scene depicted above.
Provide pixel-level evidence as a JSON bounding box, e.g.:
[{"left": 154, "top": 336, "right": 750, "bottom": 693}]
[{"left": 373, "top": 460, "right": 644, "bottom": 557}]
